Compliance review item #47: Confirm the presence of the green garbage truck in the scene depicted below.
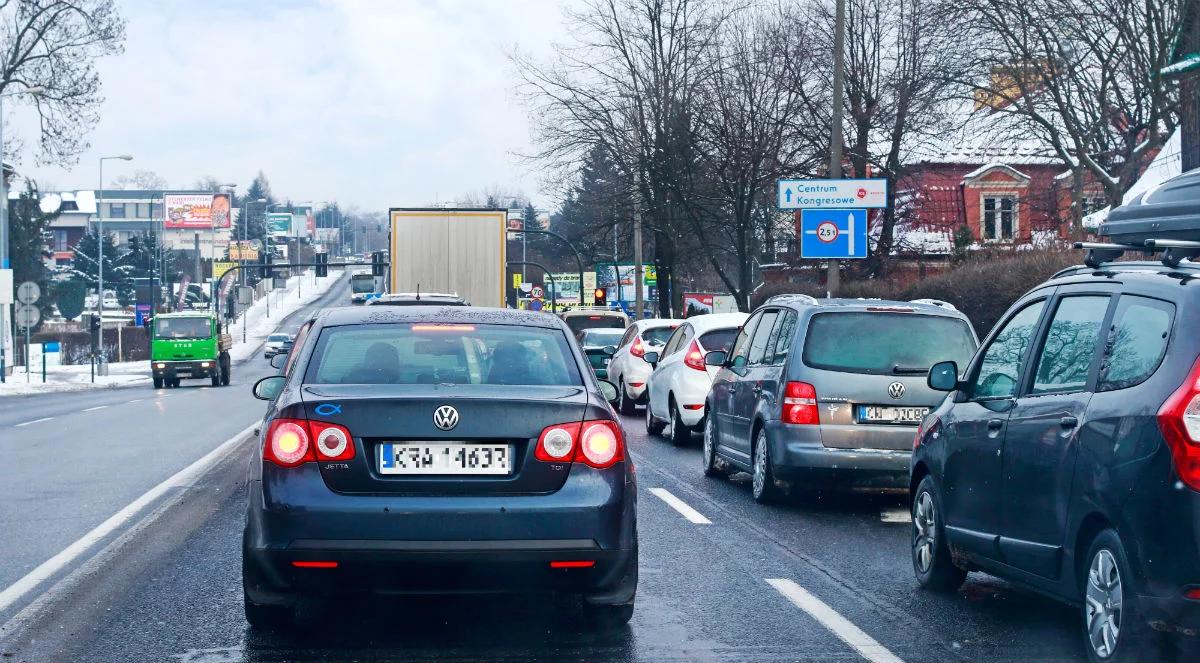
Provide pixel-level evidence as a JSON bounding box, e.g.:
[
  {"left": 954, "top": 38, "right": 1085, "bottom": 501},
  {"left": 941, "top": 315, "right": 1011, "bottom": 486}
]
[{"left": 150, "top": 311, "right": 232, "bottom": 388}]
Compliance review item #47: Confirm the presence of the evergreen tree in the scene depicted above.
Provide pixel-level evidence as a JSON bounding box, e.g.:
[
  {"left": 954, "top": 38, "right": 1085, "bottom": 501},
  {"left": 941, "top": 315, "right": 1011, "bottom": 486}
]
[
  {"left": 70, "top": 230, "right": 134, "bottom": 304},
  {"left": 8, "top": 184, "right": 57, "bottom": 327},
  {"left": 523, "top": 203, "right": 540, "bottom": 231},
  {"left": 234, "top": 171, "right": 273, "bottom": 246}
]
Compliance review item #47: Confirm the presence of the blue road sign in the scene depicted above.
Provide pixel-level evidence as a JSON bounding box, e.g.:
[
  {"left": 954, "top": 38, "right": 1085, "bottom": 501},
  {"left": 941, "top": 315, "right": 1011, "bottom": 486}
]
[{"left": 800, "top": 209, "right": 869, "bottom": 259}]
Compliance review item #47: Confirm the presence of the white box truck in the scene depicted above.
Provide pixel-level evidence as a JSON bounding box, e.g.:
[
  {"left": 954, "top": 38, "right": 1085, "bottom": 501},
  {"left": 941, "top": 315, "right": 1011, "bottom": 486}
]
[{"left": 388, "top": 208, "right": 508, "bottom": 308}]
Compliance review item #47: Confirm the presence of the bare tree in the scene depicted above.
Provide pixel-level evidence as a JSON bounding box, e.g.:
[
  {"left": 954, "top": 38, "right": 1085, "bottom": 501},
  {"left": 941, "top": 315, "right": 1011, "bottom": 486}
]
[
  {"left": 110, "top": 169, "right": 167, "bottom": 190},
  {"left": 959, "top": 0, "right": 1182, "bottom": 225},
  {"left": 0, "top": 0, "right": 125, "bottom": 165}
]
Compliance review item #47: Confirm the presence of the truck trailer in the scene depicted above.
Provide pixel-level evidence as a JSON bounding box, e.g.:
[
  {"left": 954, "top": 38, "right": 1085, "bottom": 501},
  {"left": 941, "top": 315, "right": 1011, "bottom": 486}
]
[{"left": 388, "top": 208, "right": 507, "bottom": 308}]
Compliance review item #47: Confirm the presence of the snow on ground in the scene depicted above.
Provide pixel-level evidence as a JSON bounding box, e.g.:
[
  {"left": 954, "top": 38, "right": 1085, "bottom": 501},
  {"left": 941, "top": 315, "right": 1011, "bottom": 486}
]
[{"left": 0, "top": 270, "right": 344, "bottom": 397}]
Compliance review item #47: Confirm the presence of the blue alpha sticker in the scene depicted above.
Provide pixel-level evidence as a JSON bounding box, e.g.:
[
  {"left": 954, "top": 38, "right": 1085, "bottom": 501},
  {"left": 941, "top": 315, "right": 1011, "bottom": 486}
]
[{"left": 314, "top": 403, "right": 342, "bottom": 416}]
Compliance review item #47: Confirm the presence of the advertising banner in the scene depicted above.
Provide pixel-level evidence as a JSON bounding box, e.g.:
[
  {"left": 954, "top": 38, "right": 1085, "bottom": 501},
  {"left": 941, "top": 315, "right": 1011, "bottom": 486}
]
[
  {"left": 683, "top": 293, "right": 714, "bottom": 317},
  {"left": 314, "top": 228, "right": 339, "bottom": 243},
  {"left": 164, "top": 193, "right": 231, "bottom": 229},
  {"left": 229, "top": 242, "right": 259, "bottom": 261},
  {"left": 212, "top": 261, "right": 237, "bottom": 279},
  {"left": 267, "top": 213, "right": 291, "bottom": 236}
]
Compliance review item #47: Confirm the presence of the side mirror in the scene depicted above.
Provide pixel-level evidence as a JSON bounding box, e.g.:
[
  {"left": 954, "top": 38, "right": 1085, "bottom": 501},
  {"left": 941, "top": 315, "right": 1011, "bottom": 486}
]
[
  {"left": 269, "top": 352, "right": 289, "bottom": 370},
  {"left": 643, "top": 351, "right": 660, "bottom": 365},
  {"left": 597, "top": 379, "right": 619, "bottom": 404},
  {"left": 928, "top": 361, "right": 959, "bottom": 391},
  {"left": 602, "top": 345, "right": 617, "bottom": 356},
  {"left": 705, "top": 350, "right": 727, "bottom": 367},
  {"left": 253, "top": 375, "right": 286, "bottom": 401}
]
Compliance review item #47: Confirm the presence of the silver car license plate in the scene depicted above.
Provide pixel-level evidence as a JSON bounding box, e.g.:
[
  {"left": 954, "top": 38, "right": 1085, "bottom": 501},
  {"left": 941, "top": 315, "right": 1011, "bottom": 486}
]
[
  {"left": 379, "top": 443, "right": 512, "bottom": 475},
  {"left": 858, "top": 405, "right": 929, "bottom": 425}
]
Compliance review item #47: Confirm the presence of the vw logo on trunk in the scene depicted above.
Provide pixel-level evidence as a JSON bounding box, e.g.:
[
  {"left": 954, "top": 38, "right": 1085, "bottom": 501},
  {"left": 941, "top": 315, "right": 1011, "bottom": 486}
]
[
  {"left": 888, "top": 382, "right": 905, "bottom": 400},
  {"left": 433, "top": 405, "right": 460, "bottom": 431}
]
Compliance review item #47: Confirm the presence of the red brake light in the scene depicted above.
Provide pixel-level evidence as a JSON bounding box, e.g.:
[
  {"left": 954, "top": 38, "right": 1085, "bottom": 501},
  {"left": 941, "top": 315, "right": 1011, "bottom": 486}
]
[
  {"left": 550, "top": 560, "right": 595, "bottom": 568},
  {"left": 292, "top": 561, "right": 338, "bottom": 569},
  {"left": 782, "top": 382, "right": 819, "bottom": 425},
  {"left": 1157, "top": 357, "right": 1200, "bottom": 491},
  {"left": 534, "top": 420, "right": 624, "bottom": 469},
  {"left": 1184, "top": 587, "right": 1200, "bottom": 600},
  {"left": 630, "top": 336, "right": 645, "bottom": 358},
  {"left": 914, "top": 415, "right": 941, "bottom": 449},
  {"left": 684, "top": 340, "right": 706, "bottom": 371},
  {"left": 265, "top": 418, "right": 315, "bottom": 467}
]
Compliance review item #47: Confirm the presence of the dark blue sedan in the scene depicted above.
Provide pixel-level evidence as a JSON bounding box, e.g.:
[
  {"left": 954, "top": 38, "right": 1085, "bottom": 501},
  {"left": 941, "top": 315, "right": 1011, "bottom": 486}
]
[{"left": 244, "top": 306, "right": 637, "bottom": 628}]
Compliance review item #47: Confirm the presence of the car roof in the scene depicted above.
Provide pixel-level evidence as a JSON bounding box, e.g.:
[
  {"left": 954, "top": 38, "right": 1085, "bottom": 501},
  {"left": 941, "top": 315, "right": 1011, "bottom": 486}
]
[
  {"left": 560, "top": 308, "right": 627, "bottom": 318},
  {"left": 156, "top": 311, "right": 213, "bottom": 319},
  {"left": 761, "top": 296, "right": 968, "bottom": 319},
  {"left": 633, "top": 318, "right": 682, "bottom": 330},
  {"left": 1049, "top": 260, "right": 1200, "bottom": 289},
  {"left": 682, "top": 312, "right": 750, "bottom": 332},
  {"left": 313, "top": 305, "right": 567, "bottom": 329}
]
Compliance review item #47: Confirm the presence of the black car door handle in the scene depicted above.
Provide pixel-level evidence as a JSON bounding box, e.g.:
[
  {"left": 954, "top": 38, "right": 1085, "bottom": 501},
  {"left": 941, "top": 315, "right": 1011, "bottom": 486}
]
[
  {"left": 987, "top": 419, "right": 1004, "bottom": 431},
  {"left": 1060, "top": 416, "right": 1079, "bottom": 428}
]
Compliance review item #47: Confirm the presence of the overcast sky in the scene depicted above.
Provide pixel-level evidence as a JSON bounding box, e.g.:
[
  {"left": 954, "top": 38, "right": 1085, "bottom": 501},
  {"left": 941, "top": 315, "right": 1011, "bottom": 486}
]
[{"left": 13, "top": 0, "right": 576, "bottom": 212}]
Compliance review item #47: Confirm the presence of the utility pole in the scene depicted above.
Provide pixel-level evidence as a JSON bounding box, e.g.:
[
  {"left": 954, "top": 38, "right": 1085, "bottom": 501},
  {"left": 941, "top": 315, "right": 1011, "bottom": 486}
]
[
  {"left": 633, "top": 201, "right": 644, "bottom": 320},
  {"left": 827, "top": 0, "right": 847, "bottom": 297}
]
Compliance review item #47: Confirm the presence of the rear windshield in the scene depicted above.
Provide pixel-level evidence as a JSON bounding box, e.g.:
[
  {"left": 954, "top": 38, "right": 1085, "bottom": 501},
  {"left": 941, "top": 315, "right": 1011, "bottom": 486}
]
[
  {"left": 155, "top": 317, "right": 211, "bottom": 339},
  {"left": 268, "top": 334, "right": 290, "bottom": 342},
  {"left": 350, "top": 275, "right": 375, "bottom": 293},
  {"left": 580, "top": 329, "right": 624, "bottom": 347},
  {"left": 642, "top": 326, "right": 677, "bottom": 346},
  {"left": 565, "top": 315, "right": 625, "bottom": 334},
  {"left": 305, "top": 323, "right": 582, "bottom": 386},
  {"left": 802, "top": 312, "right": 976, "bottom": 375},
  {"left": 699, "top": 328, "right": 738, "bottom": 353}
]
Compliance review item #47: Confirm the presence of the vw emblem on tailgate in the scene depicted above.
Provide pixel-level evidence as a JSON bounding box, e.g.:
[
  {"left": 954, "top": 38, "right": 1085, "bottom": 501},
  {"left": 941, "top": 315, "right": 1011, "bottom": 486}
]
[
  {"left": 888, "top": 382, "right": 905, "bottom": 400},
  {"left": 433, "top": 405, "right": 460, "bottom": 431}
]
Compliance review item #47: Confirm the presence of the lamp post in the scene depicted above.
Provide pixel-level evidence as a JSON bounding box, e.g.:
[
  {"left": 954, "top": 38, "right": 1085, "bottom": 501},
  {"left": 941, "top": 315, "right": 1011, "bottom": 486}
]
[
  {"left": 95, "top": 154, "right": 133, "bottom": 377},
  {"left": 0, "top": 85, "right": 43, "bottom": 382}
]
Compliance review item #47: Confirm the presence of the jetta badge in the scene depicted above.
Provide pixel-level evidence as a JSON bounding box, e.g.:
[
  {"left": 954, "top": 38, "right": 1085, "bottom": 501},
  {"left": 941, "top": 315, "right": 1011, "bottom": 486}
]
[
  {"left": 433, "top": 405, "right": 460, "bottom": 431},
  {"left": 888, "top": 382, "right": 905, "bottom": 400}
]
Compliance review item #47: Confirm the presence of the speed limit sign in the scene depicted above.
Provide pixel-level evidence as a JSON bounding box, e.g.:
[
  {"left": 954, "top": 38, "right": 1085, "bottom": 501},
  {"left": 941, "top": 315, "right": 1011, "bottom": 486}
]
[
  {"left": 531, "top": 286, "right": 544, "bottom": 299},
  {"left": 815, "top": 221, "right": 839, "bottom": 243}
]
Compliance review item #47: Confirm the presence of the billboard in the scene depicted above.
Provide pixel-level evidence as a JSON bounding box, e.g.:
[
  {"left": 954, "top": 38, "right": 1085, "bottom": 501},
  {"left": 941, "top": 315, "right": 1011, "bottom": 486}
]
[
  {"left": 314, "top": 228, "right": 339, "bottom": 243},
  {"left": 164, "top": 193, "right": 231, "bottom": 229},
  {"left": 267, "top": 213, "right": 291, "bottom": 236}
]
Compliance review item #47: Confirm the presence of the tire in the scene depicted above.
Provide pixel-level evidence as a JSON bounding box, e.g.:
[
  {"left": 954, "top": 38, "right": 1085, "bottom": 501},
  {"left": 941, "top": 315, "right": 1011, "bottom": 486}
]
[
  {"left": 583, "top": 601, "right": 634, "bottom": 629},
  {"left": 645, "top": 400, "right": 666, "bottom": 436},
  {"left": 168, "top": 379, "right": 180, "bottom": 388},
  {"left": 618, "top": 380, "right": 637, "bottom": 415},
  {"left": 751, "top": 427, "right": 785, "bottom": 504},
  {"left": 1082, "top": 529, "right": 1157, "bottom": 663},
  {"left": 912, "top": 475, "right": 967, "bottom": 592},
  {"left": 153, "top": 376, "right": 163, "bottom": 389},
  {"left": 211, "top": 367, "right": 221, "bottom": 387},
  {"left": 220, "top": 354, "right": 231, "bottom": 386},
  {"left": 243, "top": 594, "right": 294, "bottom": 631},
  {"left": 667, "top": 400, "right": 691, "bottom": 446},
  {"left": 702, "top": 413, "right": 727, "bottom": 478}
]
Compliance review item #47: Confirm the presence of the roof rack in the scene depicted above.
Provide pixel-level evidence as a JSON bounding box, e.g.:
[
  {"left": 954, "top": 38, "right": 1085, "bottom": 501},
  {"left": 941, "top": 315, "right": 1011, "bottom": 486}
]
[
  {"left": 1065, "top": 238, "right": 1200, "bottom": 272},
  {"left": 766, "top": 293, "right": 820, "bottom": 306},
  {"left": 910, "top": 298, "right": 957, "bottom": 311}
]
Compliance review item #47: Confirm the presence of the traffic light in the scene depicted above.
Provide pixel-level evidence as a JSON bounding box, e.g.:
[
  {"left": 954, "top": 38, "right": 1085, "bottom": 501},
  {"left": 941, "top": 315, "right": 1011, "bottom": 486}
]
[
  {"left": 260, "top": 253, "right": 274, "bottom": 279},
  {"left": 88, "top": 314, "right": 101, "bottom": 336},
  {"left": 315, "top": 252, "right": 328, "bottom": 278},
  {"left": 593, "top": 288, "right": 607, "bottom": 307},
  {"left": 371, "top": 251, "right": 386, "bottom": 277}
]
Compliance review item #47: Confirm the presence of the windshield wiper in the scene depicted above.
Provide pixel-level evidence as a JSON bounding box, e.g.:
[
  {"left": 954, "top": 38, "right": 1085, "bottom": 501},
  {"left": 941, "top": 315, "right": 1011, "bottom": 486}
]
[{"left": 892, "top": 365, "right": 929, "bottom": 375}]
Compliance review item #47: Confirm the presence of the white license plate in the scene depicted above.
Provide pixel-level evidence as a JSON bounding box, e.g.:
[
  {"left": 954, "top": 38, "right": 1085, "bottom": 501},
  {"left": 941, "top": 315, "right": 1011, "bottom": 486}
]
[
  {"left": 378, "top": 443, "right": 512, "bottom": 475},
  {"left": 858, "top": 405, "right": 928, "bottom": 425}
]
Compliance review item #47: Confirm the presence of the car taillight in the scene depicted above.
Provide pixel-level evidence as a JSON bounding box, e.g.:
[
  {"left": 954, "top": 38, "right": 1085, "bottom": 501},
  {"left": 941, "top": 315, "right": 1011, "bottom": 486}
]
[
  {"left": 782, "top": 382, "right": 819, "bottom": 425},
  {"left": 265, "top": 418, "right": 314, "bottom": 467},
  {"left": 535, "top": 419, "right": 625, "bottom": 469},
  {"left": 684, "top": 340, "right": 706, "bottom": 371},
  {"left": 312, "top": 422, "right": 355, "bottom": 461},
  {"left": 914, "top": 415, "right": 941, "bottom": 449},
  {"left": 1157, "top": 356, "right": 1200, "bottom": 492},
  {"left": 630, "top": 336, "right": 645, "bottom": 358}
]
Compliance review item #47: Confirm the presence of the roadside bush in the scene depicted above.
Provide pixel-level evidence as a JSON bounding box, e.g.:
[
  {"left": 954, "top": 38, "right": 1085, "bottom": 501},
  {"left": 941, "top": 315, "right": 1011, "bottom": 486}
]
[{"left": 753, "top": 250, "right": 1080, "bottom": 337}]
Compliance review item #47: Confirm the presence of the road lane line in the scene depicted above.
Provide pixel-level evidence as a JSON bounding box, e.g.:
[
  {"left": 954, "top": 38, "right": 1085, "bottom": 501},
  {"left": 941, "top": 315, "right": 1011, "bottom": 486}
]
[
  {"left": 126, "top": 399, "right": 143, "bottom": 404},
  {"left": 81, "top": 405, "right": 108, "bottom": 412},
  {"left": 14, "top": 417, "right": 53, "bottom": 427},
  {"left": 766, "top": 578, "right": 906, "bottom": 663},
  {"left": 648, "top": 487, "right": 712, "bottom": 524},
  {"left": 0, "top": 423, "right": 257, "bottom": 616}
]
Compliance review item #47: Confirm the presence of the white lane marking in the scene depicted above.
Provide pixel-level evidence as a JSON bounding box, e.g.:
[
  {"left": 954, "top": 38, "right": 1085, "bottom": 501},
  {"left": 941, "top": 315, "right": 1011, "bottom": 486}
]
[
  {"left": 880, "top": 507, "right": 911, "bottom": 523},
  {"left": 767, "top": 578, "right": 906, "bottom": 663},
  {"left": 648, "top": 487, "right": 712, "bottom": 524},
  {"left": 81, "top": 405, "right": 108, "bottom": 412},
  {"left": 126, "top": 399, "right": 144, "bottom": 404},
  {"left": 0, "top": 423, "right": 257, "bottom": 616},
  {"left": 14, "top": 417, "right": 53, "bottom": 427}
]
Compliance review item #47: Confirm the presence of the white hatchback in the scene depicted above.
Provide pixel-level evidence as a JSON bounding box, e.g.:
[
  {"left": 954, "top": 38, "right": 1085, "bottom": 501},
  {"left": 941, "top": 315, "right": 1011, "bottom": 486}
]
[
  {"left": 606, "top": 319, "right": 682, "bottom": 414},
  {"left": 643, "top": 313, "right": 748, "bottom": 445}
]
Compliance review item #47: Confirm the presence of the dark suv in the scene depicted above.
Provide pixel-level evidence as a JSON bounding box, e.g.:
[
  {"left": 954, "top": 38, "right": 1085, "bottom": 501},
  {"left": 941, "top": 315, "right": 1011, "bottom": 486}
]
[{"left": 912, "top": 260, "right": 1200, "bottom": 662}]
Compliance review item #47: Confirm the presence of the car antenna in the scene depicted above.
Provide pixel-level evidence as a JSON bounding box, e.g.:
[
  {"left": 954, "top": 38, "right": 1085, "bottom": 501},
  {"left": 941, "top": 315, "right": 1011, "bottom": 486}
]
[{"left": 416, "top": 283, "right": 421, "bottom": 301}]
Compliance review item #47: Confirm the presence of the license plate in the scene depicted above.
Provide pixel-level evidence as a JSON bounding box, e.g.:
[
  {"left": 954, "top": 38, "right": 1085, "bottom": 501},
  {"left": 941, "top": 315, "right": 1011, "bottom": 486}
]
[
  {"left": 379, "top": 443, "right": 512, "bottom": 475},
  {"left": 858, "top": 405, "right": 929, "bottom": 425}
]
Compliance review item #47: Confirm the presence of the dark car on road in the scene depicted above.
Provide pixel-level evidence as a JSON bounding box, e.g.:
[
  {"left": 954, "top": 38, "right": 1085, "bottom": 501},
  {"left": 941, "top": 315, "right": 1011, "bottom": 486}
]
[
  {"left": 244, "top": 306, "right": 637, "bottom": 630},
  {"left": 912, "top": 253, "right": 1200, "bottom": 661},
  {"left": 577, "top": 328, "right": 626, "bottom": 378},
  {"left": 702, "top": 295, "right": 978, "bottom": 503}
]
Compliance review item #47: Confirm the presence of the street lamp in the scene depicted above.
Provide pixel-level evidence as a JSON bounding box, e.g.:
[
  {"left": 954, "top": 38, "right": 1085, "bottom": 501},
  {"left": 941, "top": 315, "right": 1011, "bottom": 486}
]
[
  {"left": 95, "top": 153, "right": 133, "bottom": 377},
  {"left": 0, "top": 85, "right": 43, "bottom": 383}
]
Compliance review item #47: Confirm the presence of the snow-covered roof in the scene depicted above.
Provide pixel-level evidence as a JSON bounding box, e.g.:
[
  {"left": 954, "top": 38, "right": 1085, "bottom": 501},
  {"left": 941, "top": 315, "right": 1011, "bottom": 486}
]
[
  {"left": 961, "top": 162, "right": 1031, "bottom": 183},
  {"left": 1082, "top": 130, "right": 1183, "bottom": 230},
  {"left": 905, "top": 104, "right": 1060, "bottom": 166},
  {"left": 1162, "top": 53, "right": 1200, "bottom": 78}
]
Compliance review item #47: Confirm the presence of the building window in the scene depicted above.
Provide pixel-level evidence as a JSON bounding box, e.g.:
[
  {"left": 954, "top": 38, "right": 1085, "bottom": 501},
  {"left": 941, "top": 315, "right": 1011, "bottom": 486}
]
[
  {"left": 54, "top": 229, "right": 69, "bottom": 252},
  {"left": 136, "top": 202, "right": 150, "bottom": 218},
  {"left": 982, "top": 196, "right": 1017, "bottom": 241},
  {"left": 151, "top": 202, "right": 163, "bottom": 218},
  {"left": 108, "top": 203, "right": 126, "bottom": 218}
]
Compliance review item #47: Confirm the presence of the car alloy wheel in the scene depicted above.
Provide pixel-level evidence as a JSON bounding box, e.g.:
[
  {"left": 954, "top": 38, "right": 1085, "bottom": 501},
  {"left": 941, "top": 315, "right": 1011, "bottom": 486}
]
[
  {"left": 751, "top": 429, "right": 781, "bottom": 503},
  {"left": 913, "top": 491, "right": 936, "bottom": 574},
  {"left": 702, "top": 415, "right": 724, "bottom": 477},
  {"left": 1086, "top": 549, "right": 1123, "bottom": 659}
]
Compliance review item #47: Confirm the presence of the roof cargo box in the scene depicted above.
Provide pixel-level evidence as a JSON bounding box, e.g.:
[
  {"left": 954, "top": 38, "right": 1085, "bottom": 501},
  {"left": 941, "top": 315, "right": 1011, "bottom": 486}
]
[{"left": 1099, "top": 170, "right": 1200, "bottom": 245}]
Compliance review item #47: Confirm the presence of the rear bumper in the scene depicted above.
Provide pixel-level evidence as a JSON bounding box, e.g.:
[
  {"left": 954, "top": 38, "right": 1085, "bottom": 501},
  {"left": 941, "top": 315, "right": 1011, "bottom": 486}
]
[
  {"left": 244, "top": 463, "right": 637, "bottom": 604},
  {"left": 151, "top": 360, "right": 217, "bottom": 379},
  {"left": 766, "top": 421, "right": 910, "bottom": 486}
]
